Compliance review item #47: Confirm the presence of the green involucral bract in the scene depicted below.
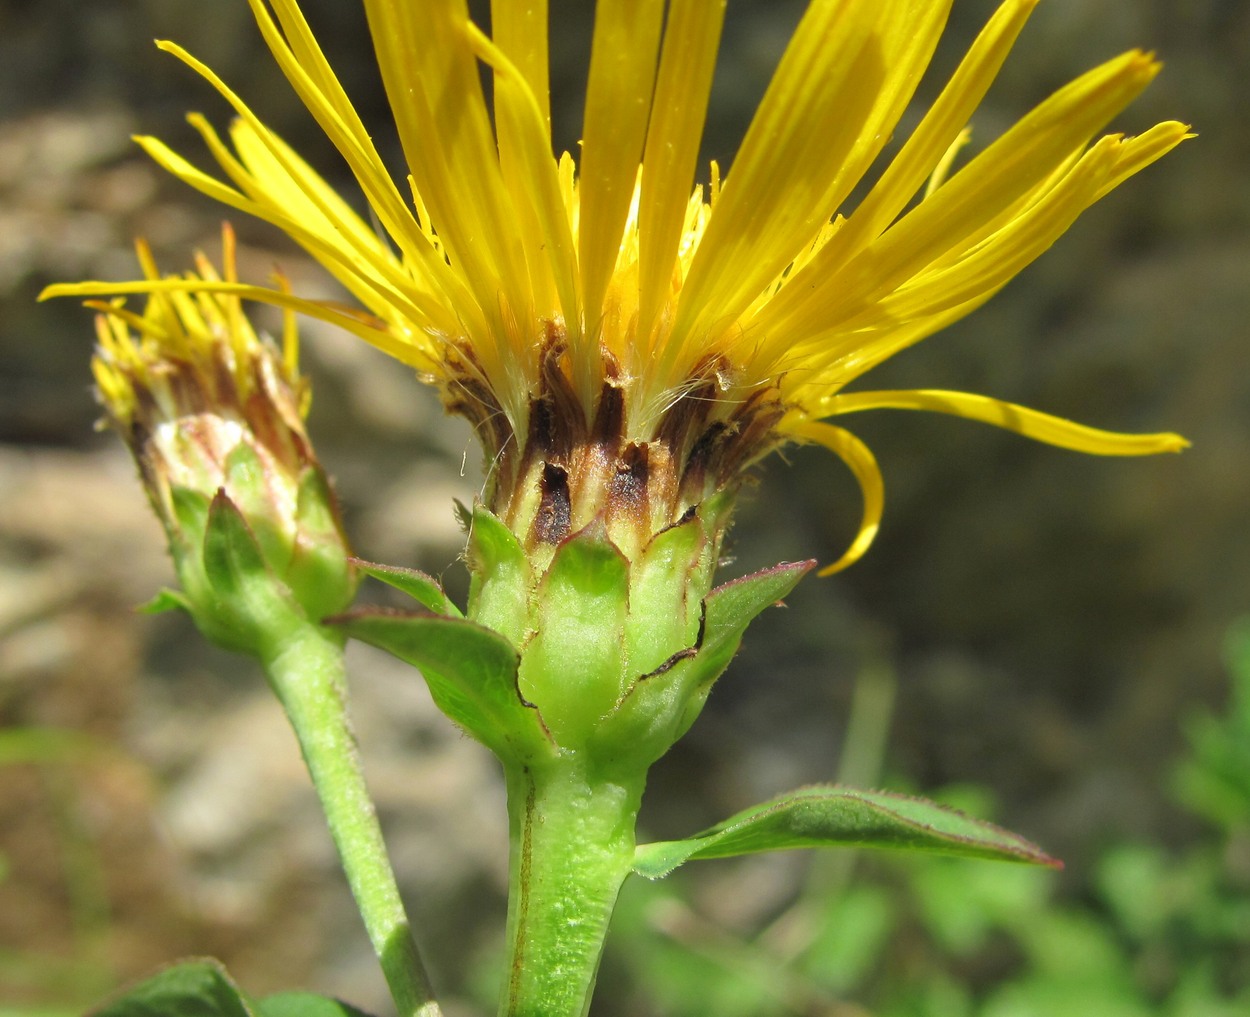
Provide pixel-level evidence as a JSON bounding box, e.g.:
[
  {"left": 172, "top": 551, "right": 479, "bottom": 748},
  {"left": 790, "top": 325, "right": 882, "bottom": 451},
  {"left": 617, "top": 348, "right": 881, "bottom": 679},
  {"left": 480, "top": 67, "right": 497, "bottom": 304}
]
[
  {"left": 156, "top": 436, "right": 356, "bottom": 660},
  {"left": 167, "top": 468, "right": 355, "bottom": 660},
  {"left": 345, "top": 501, "right": 813, "bottom": 776}
]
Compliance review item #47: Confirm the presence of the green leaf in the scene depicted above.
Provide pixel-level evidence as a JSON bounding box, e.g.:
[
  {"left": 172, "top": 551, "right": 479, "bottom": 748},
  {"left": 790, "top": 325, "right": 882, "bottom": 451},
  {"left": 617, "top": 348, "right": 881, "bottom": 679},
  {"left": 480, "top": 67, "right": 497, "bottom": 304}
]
[
  {"left": 351, "top": 558, "right": 462, "bottom": 617},
  {"left": 165, "top": 486, "right": 212, "bottom": 573},
  {"left": 88, "top": 959, "right": 254, "bottom": 1017},
  {"left": 633, "top": 785, "right": 1060, "bottom": 879},
  {"left": 137, "top": 588, "right": 191, "bottom": 615},
  {"left": 702, "top": 560, "right": 815, "bottom": 657},
  {"left": 202, "top": 491, "right": 270, "bottom": 597},
  {"left": 256, "top": 992, "right": 376, "bottom": 1017},
  {"left": 333, "top": 608, "right": 548, "bottom": 760},
  {"left": 625, "top": 510, "right": 709, "bottom": 674},
  {"left": 286, "top": 466, "right": 357, "bottom": 621},
  {"left": 223, "top": 443, "right": 286, "bottom": 570},
  {"left": 0, "top": 727, "right": 99, "bottom": 766}
]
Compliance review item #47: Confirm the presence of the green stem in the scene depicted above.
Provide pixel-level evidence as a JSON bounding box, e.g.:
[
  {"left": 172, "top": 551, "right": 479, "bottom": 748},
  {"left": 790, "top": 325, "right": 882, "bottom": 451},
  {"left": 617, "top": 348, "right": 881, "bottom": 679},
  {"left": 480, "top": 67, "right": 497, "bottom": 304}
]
[
  {"left": 262, "top": 621, "right": 442, "bottom": 1017},
  {"left": 500, "top": 756, "right": 644, "bottom": 1017}
]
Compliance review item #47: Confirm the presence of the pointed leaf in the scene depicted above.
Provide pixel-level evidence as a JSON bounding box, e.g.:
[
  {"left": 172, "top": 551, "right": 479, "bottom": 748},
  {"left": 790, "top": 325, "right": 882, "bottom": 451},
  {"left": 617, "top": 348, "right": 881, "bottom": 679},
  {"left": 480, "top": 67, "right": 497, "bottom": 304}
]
[
  {"left": 286, "top": 466, "right": 357, "bottom": 620},
  {"left": 138, "top": 588, "right": 191, "bottom": 615},
  {"left": 626, "top": 509, "right": 709, "bottom": 674},
  {"left": 203, "top": 490, "right": 270, "bottom": 594},
  {"left": 223, "top": 442, "right": 287, "bottom": 568},
  {"left": 668, "top": 559, "right": 815, "bottom": 739},
  {"left": 89, "top": 958, "right": 255, "bottom": 1017},
  {"left": 351, "top": 557, "right": 463, "bottom": 617},
  {"left": 257, "top": 992, "right": 376, "bottom": 1017},
  {"left": 169, "top": 486, "right": 212, "bottom": 556},
  {"left": 333, "top": 608, "right": 548, "bottom": 759},
  {"left": 702, "top": 560, "right": 816, "bottom": 656},
  {"left": 633, "top": 785, "right": 1060, "bottom": 879}
]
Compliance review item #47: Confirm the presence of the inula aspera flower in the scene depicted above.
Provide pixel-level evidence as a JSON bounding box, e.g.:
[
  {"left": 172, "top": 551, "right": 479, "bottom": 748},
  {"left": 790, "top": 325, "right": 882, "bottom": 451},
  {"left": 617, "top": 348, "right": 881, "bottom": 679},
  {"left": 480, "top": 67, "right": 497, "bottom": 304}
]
[
  {"left": 46, "top": 6, "right": 1193, "bottom": 1014},
  {"left": 49, "top": 0, "right": 1190, "bottom": 573},
  {"left": 91, "top": 226, "right": 355, "bottom": 652}
]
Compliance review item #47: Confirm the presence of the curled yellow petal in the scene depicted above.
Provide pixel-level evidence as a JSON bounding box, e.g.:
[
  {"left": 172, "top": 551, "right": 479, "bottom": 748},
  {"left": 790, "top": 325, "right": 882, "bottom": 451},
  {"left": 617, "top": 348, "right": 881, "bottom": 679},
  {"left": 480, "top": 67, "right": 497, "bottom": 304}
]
[
  {"left": 784, "top": 420, "right": 885, "bottom": 575},
  {"left": 824, "top": 389, "right": 1190, "bottom": 455}
]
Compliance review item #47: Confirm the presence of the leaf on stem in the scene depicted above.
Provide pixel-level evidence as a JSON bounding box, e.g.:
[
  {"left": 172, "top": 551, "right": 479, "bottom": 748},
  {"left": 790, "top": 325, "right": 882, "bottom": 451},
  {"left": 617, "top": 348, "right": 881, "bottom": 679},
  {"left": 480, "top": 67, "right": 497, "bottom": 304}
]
[
  {"left": 89, "top": 958, "right": 255, "bottom": 1017},
  {"left": 633, "top": 785, "right": 1060, "bottom": 879},
  {"left": 331, "top": 607, "right": 551, "bottom": 759},
  {"left": 85, "top": 959, "right": 381, "bottom": 1017},
  {"left": 256, "top": 991, "right": 378, "bottom": 1017}
]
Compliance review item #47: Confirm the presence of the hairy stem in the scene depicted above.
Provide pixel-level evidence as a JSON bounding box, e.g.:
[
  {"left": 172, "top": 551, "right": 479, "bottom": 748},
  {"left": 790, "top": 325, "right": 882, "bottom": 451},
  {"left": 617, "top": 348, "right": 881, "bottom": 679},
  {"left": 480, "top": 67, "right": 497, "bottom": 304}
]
[
  {"left": 500, "top": 756, "right": 644, "bottom": 1017},
  {"left": 263, "top": 621, "right": 442, "bottom": 1017}
]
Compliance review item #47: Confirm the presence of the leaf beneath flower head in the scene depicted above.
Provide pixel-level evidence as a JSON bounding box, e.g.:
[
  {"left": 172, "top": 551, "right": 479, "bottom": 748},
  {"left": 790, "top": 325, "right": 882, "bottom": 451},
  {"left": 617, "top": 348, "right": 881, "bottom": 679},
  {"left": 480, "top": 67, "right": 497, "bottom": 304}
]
[
  {"left": 633, "top": 785, "right": 1060, "bottom": 879},
  {"left": 331, "top": 607, "right": 550, "bottom": 761}
]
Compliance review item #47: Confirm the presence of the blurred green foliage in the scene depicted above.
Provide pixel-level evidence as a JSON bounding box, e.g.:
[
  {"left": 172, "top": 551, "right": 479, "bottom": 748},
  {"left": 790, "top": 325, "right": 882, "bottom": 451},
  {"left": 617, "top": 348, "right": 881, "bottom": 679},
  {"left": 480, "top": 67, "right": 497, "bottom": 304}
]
[
  {"left": 0, "top": 730, "right": 116, "bottom": 1016},
  {"left": 604, "top": 622, "right": 1250, "bottom": 1017}
]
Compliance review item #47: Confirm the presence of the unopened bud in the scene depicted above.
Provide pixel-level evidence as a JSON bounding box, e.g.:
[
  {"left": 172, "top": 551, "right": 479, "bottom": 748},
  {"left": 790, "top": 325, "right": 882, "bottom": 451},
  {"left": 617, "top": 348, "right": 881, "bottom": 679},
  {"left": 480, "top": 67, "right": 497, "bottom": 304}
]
[{"left": 91, "top": 226, "right": 355, "bottom": 654}]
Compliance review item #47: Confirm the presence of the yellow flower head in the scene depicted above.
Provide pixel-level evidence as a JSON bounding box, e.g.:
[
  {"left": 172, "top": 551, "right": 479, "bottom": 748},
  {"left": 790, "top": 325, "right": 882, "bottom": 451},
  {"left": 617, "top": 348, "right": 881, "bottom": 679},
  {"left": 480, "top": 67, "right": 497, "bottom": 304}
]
[{"left": 50, "top": 0, "right": 1189, "bottom": 571}]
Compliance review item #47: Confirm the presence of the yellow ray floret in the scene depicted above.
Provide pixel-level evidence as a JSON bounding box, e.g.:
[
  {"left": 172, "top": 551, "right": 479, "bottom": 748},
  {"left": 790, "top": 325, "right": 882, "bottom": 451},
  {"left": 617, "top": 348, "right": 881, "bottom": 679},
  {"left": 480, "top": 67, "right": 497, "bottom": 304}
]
[{"left": 44, "top": 0, "right": 1191, "bottom": 571}]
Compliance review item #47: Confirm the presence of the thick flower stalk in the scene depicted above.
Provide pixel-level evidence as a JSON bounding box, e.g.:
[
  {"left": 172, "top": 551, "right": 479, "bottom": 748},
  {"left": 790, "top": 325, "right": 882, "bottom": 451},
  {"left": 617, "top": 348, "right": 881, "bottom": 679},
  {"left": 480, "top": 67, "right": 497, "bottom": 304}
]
[{"left": 46, "top": 1, "right": 1192, "bottom": 1014}]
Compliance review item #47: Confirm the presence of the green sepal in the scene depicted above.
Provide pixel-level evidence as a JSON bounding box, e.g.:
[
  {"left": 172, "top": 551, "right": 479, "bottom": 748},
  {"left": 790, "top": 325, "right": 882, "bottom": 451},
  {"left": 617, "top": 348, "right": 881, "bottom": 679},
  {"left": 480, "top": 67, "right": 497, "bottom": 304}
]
[
  {"left": 200, "top": 490, "right": 303, "bottom": 656},
  {"left": 351, "top": 557, "right": 462, "bottom": 617},
  {"left": 596, "top": 559, "right": 812, "bottom": 766},
  {"left": 633, "top": 559, "right": 815, "bottom": 744},
  {"left": 521, "top": 519, "right": 631, "bottom": 748},
  {"left": 466, "top": 504, "right": 531, "bottom": 644},
  {"left": 169, "top": 485, "right": 212, "bottom": 560},
  {"left": 256, "top": 992, "right": 377, "bottom": 1017},
  {"left": 137, "top": 587, "right": 191, "bottom": 615},
  {"left": 624, "top": 510, "right": 710, "bottom": 675},
  {"left": 632, "top": 785, "right": 1061, "bottom": 879},
  {"left": 698, "top": 560, "right": 817, "bottom": 679},
  {"left": 286, "top": 466, "right": 358, "bottom": 620},
  {"left": 223, "top": 442, "right": 286, "bottom": 570},
  {"left": 88, "top": 958, "right": 255, "bottom": 1017},
  {"left": 333, "top": 608, "right": 550, "bottom": 761}
]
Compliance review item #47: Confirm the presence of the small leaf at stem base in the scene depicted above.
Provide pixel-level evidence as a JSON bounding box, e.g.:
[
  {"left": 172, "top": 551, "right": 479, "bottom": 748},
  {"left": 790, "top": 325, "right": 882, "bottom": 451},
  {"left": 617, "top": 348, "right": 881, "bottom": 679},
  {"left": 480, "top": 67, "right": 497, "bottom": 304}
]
[
  {"left": 88, "top": 958, "right": 255, "bottom": 1017},
  {"left": 257, "top": 992, "right": 378, "bottom": 1017}
]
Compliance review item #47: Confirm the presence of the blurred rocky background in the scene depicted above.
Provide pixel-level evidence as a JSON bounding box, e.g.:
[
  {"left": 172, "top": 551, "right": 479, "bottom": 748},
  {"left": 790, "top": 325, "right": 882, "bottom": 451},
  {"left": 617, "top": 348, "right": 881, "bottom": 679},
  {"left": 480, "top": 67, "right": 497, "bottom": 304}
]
[{"left": 1, "top": 0, "right": 1246, "bottom": 1015}]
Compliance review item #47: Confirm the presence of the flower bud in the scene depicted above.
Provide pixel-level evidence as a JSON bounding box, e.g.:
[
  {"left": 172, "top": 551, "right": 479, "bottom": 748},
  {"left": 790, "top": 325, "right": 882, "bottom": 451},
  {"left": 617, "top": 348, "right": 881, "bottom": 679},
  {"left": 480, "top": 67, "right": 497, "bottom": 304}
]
[{"left": 91, "top": 227, "right": 355, "bottom": 654}]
